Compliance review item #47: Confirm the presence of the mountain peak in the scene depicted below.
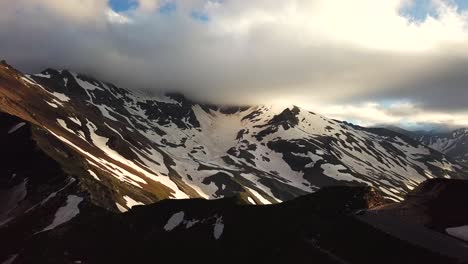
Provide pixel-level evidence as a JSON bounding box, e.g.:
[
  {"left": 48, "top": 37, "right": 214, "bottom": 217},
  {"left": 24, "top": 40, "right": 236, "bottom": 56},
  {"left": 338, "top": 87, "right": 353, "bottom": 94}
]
[{"left": 1, "top": 63, "right": 466, "bottom": 207}]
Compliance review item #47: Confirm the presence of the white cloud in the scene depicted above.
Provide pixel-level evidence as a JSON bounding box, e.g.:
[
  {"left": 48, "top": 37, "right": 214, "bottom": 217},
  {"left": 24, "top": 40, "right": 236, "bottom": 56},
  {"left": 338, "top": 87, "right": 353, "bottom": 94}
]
[
  {"left": 313, "top": 101, "right": 468, "bottom": 129},
  {"left": 206, "top": 0, "right": 468, "bottom": 52},
  {"left": 106, "top": 9, "right": 132, "bottom": 24},
  {"left": 0, "top": 0, "right": 109, "bottom": 23},
  {"left": 1, "top": 0, "right": 468, "bottom": 127},
  {"left": 135, "top": 0, "right": 161, "bottom": 13}
]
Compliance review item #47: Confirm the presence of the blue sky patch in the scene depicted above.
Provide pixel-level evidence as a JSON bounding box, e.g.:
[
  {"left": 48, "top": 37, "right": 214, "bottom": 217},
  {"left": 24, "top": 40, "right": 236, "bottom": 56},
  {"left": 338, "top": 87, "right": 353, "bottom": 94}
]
[
  {"left": 109, "top": 0, "right": 176, "bottom": 14},
  {"left": 109, "top": 0, "right": 135, "bottom": 12},
  {"left": 108, "top": 0, "right": 468, "bottom": 24},
  {"left": 159, "top": 2, "right": 177, "bottom": 14},
  {"left": 400, "top": 0, "right": 439, "bottom": 22},
  {"left": 401, "top": 0, "right": 468, "bottom": 22},
  {"left": 191, "top": 11, "right": 210, "bottom": 22}
]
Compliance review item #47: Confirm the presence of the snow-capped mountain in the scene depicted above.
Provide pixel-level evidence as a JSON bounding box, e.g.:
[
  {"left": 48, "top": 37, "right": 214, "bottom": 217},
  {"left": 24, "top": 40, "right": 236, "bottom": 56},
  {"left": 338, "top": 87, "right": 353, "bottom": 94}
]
[
  {"left": 379, "top": 125, "right": 468, "bottom": 166},
  {"left": 0, "top": 61, "right": 466, "bottom": 214},
  {"left": 1, "top": 61, "right": 468, "bottom": 263},
  {"left": 417, "top": 129, "right": 468, "bottom": 166}
]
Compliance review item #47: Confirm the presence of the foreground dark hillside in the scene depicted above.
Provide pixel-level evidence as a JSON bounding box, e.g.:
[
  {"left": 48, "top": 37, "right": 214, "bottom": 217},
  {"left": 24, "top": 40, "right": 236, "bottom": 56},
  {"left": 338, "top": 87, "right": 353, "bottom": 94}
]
[{"left": 3, "top": 180, "right": 467, "bottom": 264}]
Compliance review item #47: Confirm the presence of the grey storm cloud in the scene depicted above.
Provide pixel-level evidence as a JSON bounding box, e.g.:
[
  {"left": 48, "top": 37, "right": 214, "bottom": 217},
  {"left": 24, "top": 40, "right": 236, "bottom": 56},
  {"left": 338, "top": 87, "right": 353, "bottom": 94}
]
[{"left": 1, "top": 0, "right": 468, "bottom": 126}]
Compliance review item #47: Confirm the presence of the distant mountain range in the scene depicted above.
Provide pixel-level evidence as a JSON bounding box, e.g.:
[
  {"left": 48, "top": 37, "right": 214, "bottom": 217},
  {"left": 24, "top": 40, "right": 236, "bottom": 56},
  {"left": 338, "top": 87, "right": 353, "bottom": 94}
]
[
  {"left": 417, "top": 129, "right": 468, "bottom": 166},
  {"left": 1, "top": 60, "right": 467, "bottom": 263},
  {"left": 380, "top": 125, "right": 468, "bottom": 166}
]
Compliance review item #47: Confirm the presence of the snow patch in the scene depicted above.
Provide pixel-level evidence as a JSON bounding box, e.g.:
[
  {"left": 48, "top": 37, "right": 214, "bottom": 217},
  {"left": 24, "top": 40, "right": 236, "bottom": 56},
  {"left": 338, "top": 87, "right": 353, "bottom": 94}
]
[
  {"left": 446, "top": 225, "right": 468, "bottom": 242},
  {"left": 116, "top": 203, "right": 127, "bottom": 212},
  {"left": 51, "top": 92, "right": 70, "bottom": 102},
  {"left": 46, "top": 101, "right": 59, "bottom": 108},
  {"left": 21, "top": 76, "right": 38, "bottom": 86},
  {"left": 87, "top": 169, "right": 100, "bottom": 181},
  {"left": 213, "top": 216, "right": 224, "bottom": 240},
  {"left": 8, "top": 122, "right": 26, "bottom": 134},
  {"left": 185, "top": 219, "right": 200, "bottom": 228},
  {"left": 96, "top": 105, "right": 118, "bottom": 121},
  {"left": 123, "top": 195, "right": 144, "bottom": 208},
  {"left": 47, "top": 128, "right": 147, "bottom": 187},
  {"left": 33, "top": 73, "right": 51, "bottom": 78},
  {"left": 245, "top": 187, "right": 273, "bottom": 205},
  {"left": 68, "top": 117, "right": 81, "bottom": 126},
  {"left": 0, "top": 179, "right": 27, "bottom": 223},
  {"left": 321, "top": 163, "right": 371, "bottom": 185},
  {"left": 86, "top": 121, "right": 188, "bottom": 198},
  {"left": 57, "top": 119, "right": 74, "bottom": 133},
  {"left": 2, "top": 254, "right": 18, "bottom": 264},
  {"left": 164, "top": 211, "right": 185, "bottom": 231},
  {"left": 72, "top": 74, "right": 104, "bottom": 91},
  {"left": 39, "top": 195, "right": 83, "bottom": 233}
]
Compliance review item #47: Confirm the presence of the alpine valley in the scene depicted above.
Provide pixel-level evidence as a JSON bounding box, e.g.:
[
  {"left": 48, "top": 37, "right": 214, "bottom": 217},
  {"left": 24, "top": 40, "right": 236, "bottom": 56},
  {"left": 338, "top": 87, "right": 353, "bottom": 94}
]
[{"left": 1, "top": 61, "right": 468, "bottom": 263}]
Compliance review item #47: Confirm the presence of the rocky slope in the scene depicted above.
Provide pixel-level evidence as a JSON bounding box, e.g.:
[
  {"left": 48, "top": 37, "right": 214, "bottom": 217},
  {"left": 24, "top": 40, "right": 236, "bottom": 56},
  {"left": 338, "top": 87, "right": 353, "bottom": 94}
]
[
  {"left": 380, "top": 125, "right": 468, "bottom": 166},
  {"left": 417, "top": 129, "right": 468, "bottom": 166},
  {"left": 1, "top": 60, "right": 468, "bottom": 263},
  {"left": 0, "top": 60, "right": 466, "bottom": 213}
]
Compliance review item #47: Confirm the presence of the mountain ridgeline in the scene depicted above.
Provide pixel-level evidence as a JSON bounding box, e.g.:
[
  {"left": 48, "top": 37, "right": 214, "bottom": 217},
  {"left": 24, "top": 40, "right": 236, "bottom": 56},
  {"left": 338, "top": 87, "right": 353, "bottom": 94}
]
[
  {"left": 1, "top": 61, "right": 468, "bottom": 263},
  {"left": 1, "top": 62, "right": 465, "bottom": 209},
  {"left": 417, "top": 129, "right": 468, "bottom": 166},
  {"left": 381, "top": 125, "right": 468, "bottom": 166}
]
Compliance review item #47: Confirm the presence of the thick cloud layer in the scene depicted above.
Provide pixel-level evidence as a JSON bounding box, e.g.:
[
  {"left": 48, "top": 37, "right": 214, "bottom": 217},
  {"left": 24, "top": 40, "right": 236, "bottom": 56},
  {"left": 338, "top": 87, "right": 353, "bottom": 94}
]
[{"left": 1, "top": 0, "right": 468, "bottom": 128}]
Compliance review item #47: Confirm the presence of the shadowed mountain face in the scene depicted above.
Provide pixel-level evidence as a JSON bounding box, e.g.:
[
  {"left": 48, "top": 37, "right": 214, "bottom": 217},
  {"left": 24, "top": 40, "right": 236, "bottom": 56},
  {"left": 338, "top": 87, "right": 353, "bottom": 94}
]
[
  {"left": 416, "top": 129, "right": 468, "bottom": 166},
  {"left": 1, "top": 61, "right": 468, "bottom": 263},
  {"left": 5, "top": 180, "right": 468, "bottom": 264},
  {"left": 379, "top": 125, "right": 468, "bottom": 166}
]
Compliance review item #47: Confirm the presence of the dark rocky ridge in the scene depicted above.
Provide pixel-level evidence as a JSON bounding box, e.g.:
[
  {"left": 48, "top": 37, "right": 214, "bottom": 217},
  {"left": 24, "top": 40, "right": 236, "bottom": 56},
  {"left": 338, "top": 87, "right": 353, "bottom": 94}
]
[{"left": 5, "top": 180, "right": 468, "bottom": 264}]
